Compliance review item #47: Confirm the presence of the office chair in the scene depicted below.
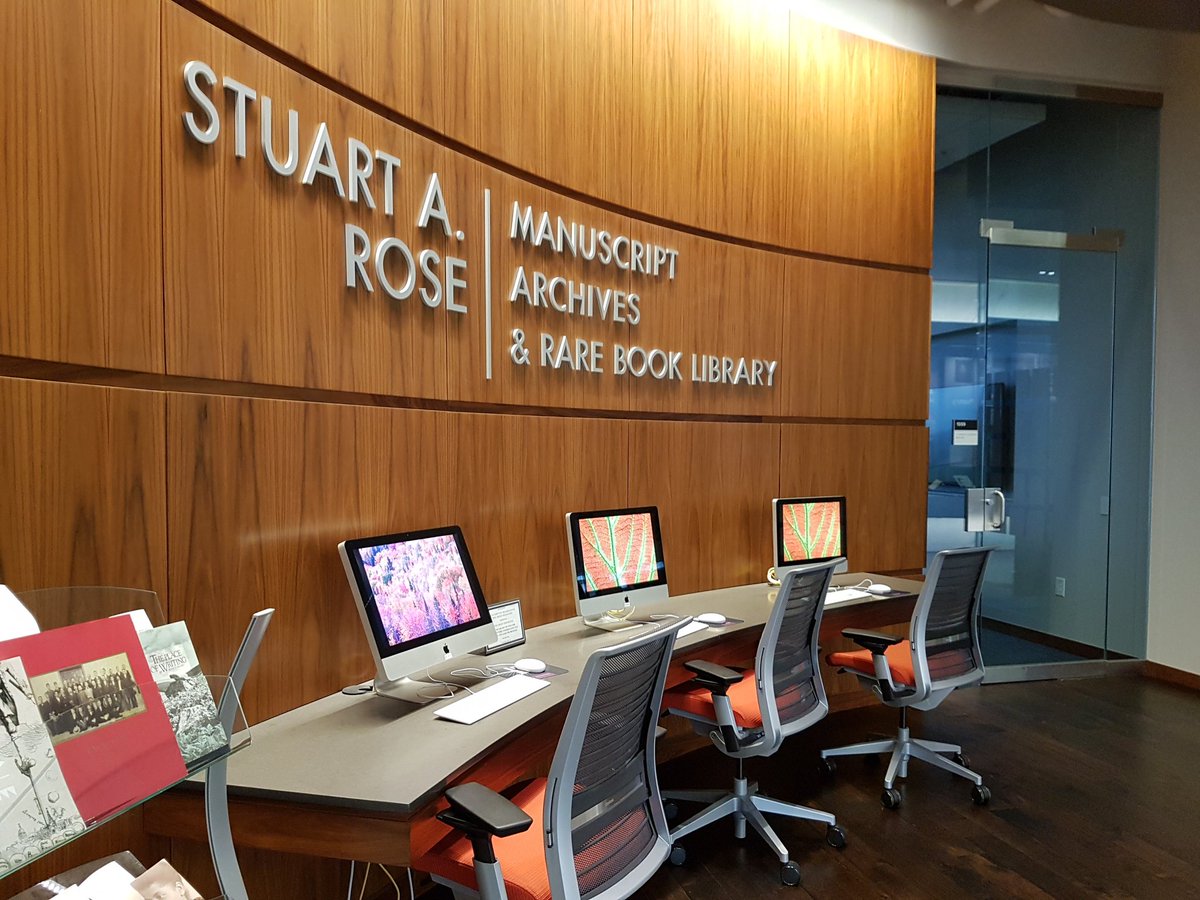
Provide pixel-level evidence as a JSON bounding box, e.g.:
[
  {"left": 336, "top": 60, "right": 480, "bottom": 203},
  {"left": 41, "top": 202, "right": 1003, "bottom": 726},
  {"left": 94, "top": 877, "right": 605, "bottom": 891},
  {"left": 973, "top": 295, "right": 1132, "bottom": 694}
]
[
  {"left": 661, "top": 560, "right": 846, "bottom": 888},
  {"left": 415, "top": 617, "right": 690, "bottom": 900},
  {"left": 820, "top": 547, "right": 993, "bottom": 809}
]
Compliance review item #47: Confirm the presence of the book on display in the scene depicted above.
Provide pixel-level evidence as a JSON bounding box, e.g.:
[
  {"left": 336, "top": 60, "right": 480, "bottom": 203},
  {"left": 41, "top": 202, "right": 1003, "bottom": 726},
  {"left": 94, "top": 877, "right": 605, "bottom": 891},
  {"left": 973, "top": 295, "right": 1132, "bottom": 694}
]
[
  {"left": 0, "top": 656, "right": 85, "bottom": 872},
  {"left": 138, "top": 622, "right": 227, "bottom": 769},
  {"left": 0, "top": 617, "right": 187, "bottom": 823}
]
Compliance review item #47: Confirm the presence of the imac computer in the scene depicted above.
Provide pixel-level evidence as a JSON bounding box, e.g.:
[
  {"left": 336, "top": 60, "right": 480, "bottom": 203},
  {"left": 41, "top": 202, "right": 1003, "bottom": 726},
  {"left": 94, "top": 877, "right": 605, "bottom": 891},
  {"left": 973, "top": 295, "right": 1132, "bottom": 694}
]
[
  {"left": 339, "top": 525, "right": 497, "bottom": 702},
  {"left": 565, "top": 506, "right": 668, "bottom": 630},
  {"left": 772, "top": 496, "right": 849, "bottom": 580}
]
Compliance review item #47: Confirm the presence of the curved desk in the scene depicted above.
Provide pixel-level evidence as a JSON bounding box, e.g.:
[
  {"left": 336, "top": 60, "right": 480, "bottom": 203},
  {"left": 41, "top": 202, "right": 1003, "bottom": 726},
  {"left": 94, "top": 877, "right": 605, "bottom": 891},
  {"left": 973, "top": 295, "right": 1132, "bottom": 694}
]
[{"left": 147, "top": 574, "right": 919, "bottom": 868}]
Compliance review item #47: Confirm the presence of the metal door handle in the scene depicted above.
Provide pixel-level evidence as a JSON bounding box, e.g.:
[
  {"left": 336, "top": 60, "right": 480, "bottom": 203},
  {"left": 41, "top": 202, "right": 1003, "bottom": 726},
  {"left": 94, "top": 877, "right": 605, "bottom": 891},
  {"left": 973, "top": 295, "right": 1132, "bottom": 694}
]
[{"left": 989, "top": 490, "right": 1006, "bottom": 530}]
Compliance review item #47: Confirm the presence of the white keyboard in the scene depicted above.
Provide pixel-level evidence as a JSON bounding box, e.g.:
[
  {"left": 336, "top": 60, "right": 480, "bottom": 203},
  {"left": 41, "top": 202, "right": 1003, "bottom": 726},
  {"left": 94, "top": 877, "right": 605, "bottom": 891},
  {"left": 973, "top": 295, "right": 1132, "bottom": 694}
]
[
  {"left": 826, "top": 588, "right": 873, "bottom": 604},
  {"left": 434, "top": 674, "right": 549, "bottom": 724},
  {"left": 677, "top": 620, "right": 711, "bottom": 638}
]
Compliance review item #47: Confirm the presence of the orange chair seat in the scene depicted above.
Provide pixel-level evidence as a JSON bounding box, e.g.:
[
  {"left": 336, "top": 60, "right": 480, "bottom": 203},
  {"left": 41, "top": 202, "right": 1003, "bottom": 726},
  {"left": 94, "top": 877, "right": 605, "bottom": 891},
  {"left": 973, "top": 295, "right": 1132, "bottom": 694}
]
[
  {"left": 415, "top": 780, "right": 551, "bottom": 900},
  {"left": 828, "top": 641, "right": 917, "bottom": 686},
  {"left": 663, "top": 671, "right": 763, "bottom": 728}
]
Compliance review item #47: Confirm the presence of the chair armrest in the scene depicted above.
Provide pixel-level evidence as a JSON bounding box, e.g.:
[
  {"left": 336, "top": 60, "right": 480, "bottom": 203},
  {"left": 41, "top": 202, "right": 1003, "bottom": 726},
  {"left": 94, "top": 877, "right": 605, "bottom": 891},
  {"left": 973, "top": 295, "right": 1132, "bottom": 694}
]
[
  {"left": 680, "top": 661, "right": 758, "bottom": 753},
  {"left": 684, "top": 660, "right": 742, "bottom": 696},
  {"left": 838, "top": 630, "right": 915, "bottom": 702},
  {"left": 842, "top": 628, "right": 904, "bottom": 655},
  {"left": 440, "top": 783, "right": 532, "bottom": 838}
]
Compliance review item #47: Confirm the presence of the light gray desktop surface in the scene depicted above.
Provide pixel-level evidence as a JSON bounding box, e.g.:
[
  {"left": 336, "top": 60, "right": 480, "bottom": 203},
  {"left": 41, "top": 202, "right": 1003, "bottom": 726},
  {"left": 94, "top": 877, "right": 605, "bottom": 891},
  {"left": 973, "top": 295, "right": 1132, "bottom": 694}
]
[{"left": 217, "top": 576, "right": 916, "bottom": 817}]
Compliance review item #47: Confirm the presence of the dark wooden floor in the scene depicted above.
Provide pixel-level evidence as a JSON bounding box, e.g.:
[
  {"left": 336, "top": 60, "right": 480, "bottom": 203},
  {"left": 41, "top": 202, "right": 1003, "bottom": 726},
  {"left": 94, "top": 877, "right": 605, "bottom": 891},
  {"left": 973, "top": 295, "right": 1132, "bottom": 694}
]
[{"left": 637, "top": 675, "right": 1200, "bottom": 899}]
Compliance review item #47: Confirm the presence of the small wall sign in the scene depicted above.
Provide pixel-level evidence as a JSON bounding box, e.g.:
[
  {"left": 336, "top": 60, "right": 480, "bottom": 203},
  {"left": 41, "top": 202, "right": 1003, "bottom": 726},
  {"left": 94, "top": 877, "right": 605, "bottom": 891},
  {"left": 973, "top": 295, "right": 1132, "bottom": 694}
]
[{"left": 952, "top": 419, "right": 979, "bottom": 447}]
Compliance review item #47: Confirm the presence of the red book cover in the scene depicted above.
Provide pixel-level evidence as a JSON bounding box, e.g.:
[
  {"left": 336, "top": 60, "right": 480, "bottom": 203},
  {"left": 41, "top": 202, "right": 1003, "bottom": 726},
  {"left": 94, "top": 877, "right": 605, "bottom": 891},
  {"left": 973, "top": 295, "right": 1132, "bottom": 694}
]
[{"left": 0, "top": 616, "right": 187, "bottom": 823}]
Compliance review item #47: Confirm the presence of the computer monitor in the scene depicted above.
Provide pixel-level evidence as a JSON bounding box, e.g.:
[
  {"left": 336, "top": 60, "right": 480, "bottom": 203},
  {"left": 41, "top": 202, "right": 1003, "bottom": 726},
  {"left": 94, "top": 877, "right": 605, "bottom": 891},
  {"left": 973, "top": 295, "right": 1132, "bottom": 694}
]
[
  {"left": 772, "top": 496, "right": 849, "bottom": 578},
  {"left": 565, "top": 506, "right": 669, "bottom": 630},
  {"left": 339, "top": 526, "right": 497, "bottom": 702}
]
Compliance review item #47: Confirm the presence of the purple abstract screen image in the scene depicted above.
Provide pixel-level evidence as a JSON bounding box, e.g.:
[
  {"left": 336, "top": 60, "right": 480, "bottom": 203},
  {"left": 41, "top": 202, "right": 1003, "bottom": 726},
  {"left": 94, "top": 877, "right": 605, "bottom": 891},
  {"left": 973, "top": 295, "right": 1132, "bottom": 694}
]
[{"left": 358, "top": 535, "right": 481, "bottom": 647}]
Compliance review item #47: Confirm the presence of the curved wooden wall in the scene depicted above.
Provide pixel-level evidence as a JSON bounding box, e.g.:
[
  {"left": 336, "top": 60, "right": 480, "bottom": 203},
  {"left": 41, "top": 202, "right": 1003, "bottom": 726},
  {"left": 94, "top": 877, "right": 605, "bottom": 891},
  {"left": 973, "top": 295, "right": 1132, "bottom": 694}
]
[
  {"left": 0, "top": 0, "right": 931, "bottom": 735},
  {"left": 191, "top": 0, "right": 934, "bottom": 269}
]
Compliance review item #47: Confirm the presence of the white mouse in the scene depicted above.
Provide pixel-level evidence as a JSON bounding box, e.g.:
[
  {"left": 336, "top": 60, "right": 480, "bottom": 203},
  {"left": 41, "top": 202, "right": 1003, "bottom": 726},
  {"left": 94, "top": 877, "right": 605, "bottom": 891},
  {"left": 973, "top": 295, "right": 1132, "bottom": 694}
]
[
  {"left": 513, "top": 658, "right": 547, "bottom": 674},
  {"left": 696, "top": 612, "right": 728, "bottom": 626},
  {"left": 866, "top": 583, "right": 892, "bottom": 595}
]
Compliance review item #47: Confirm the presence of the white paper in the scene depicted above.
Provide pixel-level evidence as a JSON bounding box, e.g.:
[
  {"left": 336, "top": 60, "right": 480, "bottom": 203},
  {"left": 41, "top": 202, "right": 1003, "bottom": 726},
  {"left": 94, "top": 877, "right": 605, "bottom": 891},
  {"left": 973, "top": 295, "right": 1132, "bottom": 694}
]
[
  {"left": 110, "top": 609, "right": 155, "bottom": 633},
  {"left": 78, "top": 861, "right": 140, "bottom": 899},
  {"left": 952, "top": 430, "right": 979, "bottom": 446},
  {"left": 0, "top": 658, "right": 86, "bottom": 863},
  {"left": 0, "top": 585, "right": 39, "bottom": 640},
  {"left": 486, "top": 600, "right": 524, "bottom": 650}
]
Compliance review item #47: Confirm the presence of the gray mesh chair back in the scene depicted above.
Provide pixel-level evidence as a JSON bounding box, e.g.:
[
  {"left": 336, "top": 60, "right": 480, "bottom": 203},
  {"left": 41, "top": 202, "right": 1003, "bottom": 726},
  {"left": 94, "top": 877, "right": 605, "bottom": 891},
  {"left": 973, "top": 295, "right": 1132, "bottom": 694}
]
[
  {"left": 756, "top": 560, "right": 838, "bottom": 752},
  {"left": 544, "top": 617, "right": 687, "bottom": 900},
  {"left": 911, "top": 548, "right": 992, "bottom": 697}
]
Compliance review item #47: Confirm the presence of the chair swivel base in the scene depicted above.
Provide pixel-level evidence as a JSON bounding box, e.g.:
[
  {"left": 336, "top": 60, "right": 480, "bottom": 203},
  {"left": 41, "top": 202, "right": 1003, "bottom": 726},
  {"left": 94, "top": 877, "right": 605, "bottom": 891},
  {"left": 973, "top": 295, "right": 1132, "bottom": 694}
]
[
  {"left": 665, "top": 775, "right": 845, "bottom": 884},
  {"left": 821, "top": 724, "right": 991, "bottom": 809}
]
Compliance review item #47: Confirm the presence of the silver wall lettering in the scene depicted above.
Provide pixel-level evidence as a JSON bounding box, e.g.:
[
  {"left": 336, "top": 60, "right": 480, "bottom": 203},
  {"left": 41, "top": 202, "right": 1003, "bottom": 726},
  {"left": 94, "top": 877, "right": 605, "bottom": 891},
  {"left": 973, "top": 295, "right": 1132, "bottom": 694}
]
[
  {"left": 222, "top": 77, "right": 256, "bottom": 159},
  {"left": 182, "top": 61, "right": 220, "bottom": 145},
  {"left": 301, "top": 122, "right": 346, "bottom": 198},
  {"left": 344, "top": 224, "right": 372, "bottom": 291},
  {"left": 347, "top": 139, "right": 376, "bottom": 209},
  {"left": 418, "top": 249, "right": 443, "bottom": 308},
  {"left": 374, "top": 238, "right": 417, "bottom": 300},
  {"left": 417, "top": 173, "right": 452, "bottom": 235},
  {"left": 445, "top": 257, "right": 468, "bottom": 314},
  {"left": 260, "top": 96, "right": 299, "bottom": 176},
  {"left": 374, "top": 150, "right": 402, "bottom": 218}
]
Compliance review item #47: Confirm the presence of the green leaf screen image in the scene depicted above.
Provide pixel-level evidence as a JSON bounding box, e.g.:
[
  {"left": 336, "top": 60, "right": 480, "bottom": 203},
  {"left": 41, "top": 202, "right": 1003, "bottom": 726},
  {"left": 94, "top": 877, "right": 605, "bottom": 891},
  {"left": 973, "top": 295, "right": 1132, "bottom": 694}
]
[
  {"left": 579, "top": 513, "right": 659, "bottom": 592},
  {"left": 781, "top": 501, "right": 842, "bottom": 562}
]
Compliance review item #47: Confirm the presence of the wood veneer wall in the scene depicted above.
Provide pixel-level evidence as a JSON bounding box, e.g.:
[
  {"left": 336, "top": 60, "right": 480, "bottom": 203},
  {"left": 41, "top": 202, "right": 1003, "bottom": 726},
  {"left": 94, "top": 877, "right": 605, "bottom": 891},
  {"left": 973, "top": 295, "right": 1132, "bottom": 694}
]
[
  {"left": 0, "top": 0, "right": 932, "bottom": 890},
  {"left": 0, "top": 0, "right": 932, "bottom": 754}
]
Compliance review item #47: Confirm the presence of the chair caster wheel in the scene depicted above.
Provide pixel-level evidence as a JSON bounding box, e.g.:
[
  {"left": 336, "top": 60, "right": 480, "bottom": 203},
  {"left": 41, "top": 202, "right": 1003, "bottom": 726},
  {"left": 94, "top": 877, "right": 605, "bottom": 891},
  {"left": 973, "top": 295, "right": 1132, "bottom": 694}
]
[
  {"left": 953, "top": 752, "right": 970, "bottom": 768},
  {"left": 663, "top": 801, "right": 679, "bottom": 822},
  {"left": 971, "top": 784, "right": 991, "bottom": 806},
  {"left": 780, "top": 861, "right": 802, "bottom": 886},
  {"left": 881, "top": 787, "right": 902, "bottom": 810},
  {"left": 669, "top": 843, "right": 687, "bottom": 866},
  {"left": 825, "top": 824, "right": 847, "bottom": 850},
  {"left": 819, "top": 758, "right": 837, "bottom": 778}
]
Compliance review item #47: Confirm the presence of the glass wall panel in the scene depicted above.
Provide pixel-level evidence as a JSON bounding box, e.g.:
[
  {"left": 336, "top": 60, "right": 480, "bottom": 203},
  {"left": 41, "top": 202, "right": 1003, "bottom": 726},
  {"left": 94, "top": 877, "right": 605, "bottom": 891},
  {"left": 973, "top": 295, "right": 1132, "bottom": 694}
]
[{"left": 929, "top": 88, "right": 1158, "bottom": 668}]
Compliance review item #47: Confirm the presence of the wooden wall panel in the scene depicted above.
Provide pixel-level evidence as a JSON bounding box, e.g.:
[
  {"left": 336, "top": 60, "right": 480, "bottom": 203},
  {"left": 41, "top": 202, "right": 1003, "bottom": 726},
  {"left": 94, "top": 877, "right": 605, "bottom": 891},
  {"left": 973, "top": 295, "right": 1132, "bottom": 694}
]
[
  {"left": 0, "top": 0, "right": 162, "bottom": 371},
  {"left": 630, "top": 229, "right": 784, "bottom": 416},
  {"left": 629, "top": 421, "right": 781, "bottom": 597},
  {"left": 779, "top": 424, "right": 928, "bottom": 573},
  {"left": 781, "top": 259, "right": 931, "bottom": 421},
  {"left": 164, "top": 5, "right": 461, "bottom": 397},
  {"left": 194, "top": 0, "right": 445, "bottom": 131},
  {"left": 625, "top": 0, "right": 791, "bottom": 246},
  {"left": 169, "top": 393, "right": 630, "bottom": 719},
  {"left": 168, "top": 393, "right": 446, "bottom": 717},
  {"left": 786, "top": 18, "right": 936, "bottom": 269},
  {"left": 161, "top": 4, "right": 931, "bottom": 415},
  {"left": 4, "top": 0, "right": 940, "bottom": 885},
  {"left": 0, "top": 377, "right": 167, "bottom": 600},
  {"left": 438, "top": 412, "right": 631, "bottom": 626},
  {"left": 450, "top": 175, "right": 634, "bottom": 411},
  {"left": 442, "top": 0, "right": 634, "bottom": 202},
  {"left": 191, "top": 0, "right": 935, "bottom": 269}
]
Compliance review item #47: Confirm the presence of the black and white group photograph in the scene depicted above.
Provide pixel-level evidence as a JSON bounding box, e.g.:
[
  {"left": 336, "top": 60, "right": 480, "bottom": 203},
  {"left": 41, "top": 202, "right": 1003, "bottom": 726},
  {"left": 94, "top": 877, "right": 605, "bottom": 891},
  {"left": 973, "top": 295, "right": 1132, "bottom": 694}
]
[{"left": 30, "top": 654, "right": 146, "bottom": 745}]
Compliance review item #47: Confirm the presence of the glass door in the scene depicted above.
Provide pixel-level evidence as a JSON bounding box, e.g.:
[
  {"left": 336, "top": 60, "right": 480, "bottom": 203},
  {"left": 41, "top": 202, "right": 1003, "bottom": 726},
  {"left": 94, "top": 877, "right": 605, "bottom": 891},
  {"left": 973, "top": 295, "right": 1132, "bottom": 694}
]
[
  {"left": 929, "top": 221, "right": 1122, "bottom": 680},
  {"left": 975, "top": 222, "right": 1120, "bottom": 678}
]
